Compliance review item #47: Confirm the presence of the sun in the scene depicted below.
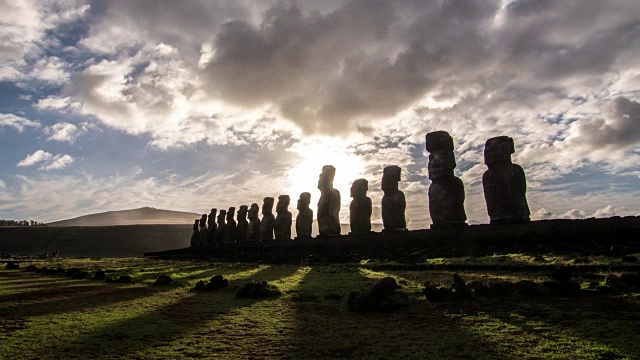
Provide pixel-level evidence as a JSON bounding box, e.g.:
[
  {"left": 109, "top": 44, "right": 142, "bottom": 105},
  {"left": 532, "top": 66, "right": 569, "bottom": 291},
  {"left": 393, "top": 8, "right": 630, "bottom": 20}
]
[{"left": 285, "top": 137, "right": 366, "bottom": 217}]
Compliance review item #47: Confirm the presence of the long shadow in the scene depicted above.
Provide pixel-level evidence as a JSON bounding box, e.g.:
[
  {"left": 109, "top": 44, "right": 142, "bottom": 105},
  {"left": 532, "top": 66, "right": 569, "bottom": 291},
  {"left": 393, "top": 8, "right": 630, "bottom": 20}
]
[
  {"left": 20, "top": 264, "right": 303, "bottom": 359},
  {"left": 285, "top": 265, "right": 513, "bottom": 359}
]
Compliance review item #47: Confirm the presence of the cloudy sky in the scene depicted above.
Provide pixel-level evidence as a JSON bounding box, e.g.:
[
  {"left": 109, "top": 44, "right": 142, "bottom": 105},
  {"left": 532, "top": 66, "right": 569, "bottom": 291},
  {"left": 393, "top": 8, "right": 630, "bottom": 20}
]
[{"left": 1, "top": 0, "right": 639, "bottom": 226}]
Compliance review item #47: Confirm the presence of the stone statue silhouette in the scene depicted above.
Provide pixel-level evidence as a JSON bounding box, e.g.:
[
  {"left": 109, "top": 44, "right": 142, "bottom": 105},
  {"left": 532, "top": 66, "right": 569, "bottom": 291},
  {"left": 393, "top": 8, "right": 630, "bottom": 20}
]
[
  {"left": 198, "top": 214, "right": 208, "bottom": 246},
  {"left": 381, "top": 166, "right": 407, "bottom": 231},
  {"left": 191, "top": 219, "right": 199, "bottom": 247},
  {"left": 215, "top": 210, "right": 226, "bottom": 243},
  {"left": 274, "top": 195, "right": 292, "bottom": 241},
  {"left": 260, "top": 197, "right": 275, "bottom": 241},
  {"left": 317, "top": 165, "right": 341, "bottom": 236},
  {"left": 225, "top": 207, "right": 237, "bottom": 243},
  {"left": 207, "top": 208, "right": 217, "bottom": 245},
  {"left": 483, "top": 136, "right": 530, "bottom": 224},
  {"left": 426, "top": 131, "right": 467, "bottom": 228},
  {"left": 247, "top": 203, "right": 261, "bottom": 242},
  {"left": 236, "top": 205, "right": 249, "bottom": 243},
  {"left": 350, "top": 178, "right": 372, "bottom": 235},
  {"left": 295, "top": 192, "right": 313, "bottom": 239}
]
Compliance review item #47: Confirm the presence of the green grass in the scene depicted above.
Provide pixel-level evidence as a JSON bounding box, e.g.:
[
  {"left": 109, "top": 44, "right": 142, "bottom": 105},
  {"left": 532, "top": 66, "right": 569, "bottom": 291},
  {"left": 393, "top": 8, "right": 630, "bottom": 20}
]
[{"left": 1, "top": 257, "right": 639, "bottom": 359}]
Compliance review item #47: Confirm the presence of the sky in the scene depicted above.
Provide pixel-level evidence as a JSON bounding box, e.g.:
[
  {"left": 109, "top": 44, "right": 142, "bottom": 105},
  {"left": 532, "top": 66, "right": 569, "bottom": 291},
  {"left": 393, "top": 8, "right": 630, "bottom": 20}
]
[{"left": 0, "top": 0, "right": 639, "bottom": 226}]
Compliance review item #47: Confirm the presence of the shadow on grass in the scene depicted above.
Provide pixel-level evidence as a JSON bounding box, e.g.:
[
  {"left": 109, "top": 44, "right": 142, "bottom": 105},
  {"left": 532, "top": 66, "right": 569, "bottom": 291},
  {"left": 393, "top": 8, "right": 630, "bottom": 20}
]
[
  {"left": 21, "top": 264, "right": 302, "bottom": 359},
  {"left": 284, "top": 265, "right": 512, "bottom": 359}
]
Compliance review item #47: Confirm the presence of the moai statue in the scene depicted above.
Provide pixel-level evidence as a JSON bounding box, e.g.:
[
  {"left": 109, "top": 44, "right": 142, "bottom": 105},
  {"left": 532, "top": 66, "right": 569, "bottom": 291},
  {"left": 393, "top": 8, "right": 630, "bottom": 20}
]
[
  {"left": 483, "top": 136, "right": 530, "bottom": 224},
  {"left": 215, "top": 210, "right": 226, "bottom": 243},
  {"left": 274, "top": 195, "right": 292, "bottom": 241},
  {"left": 426, "top": 131, "right": 467, "bottom": 228},
  {"left": 191, "top": 219, "right": 199, "bottom": 247},
  {"left": 225, "top": 207, "right": 237, "bottom": 243},
  {"left": 207, "top": 208, "right": 217, "bottom": 245},
  {"left": 295, "top": 192, "right": 313, "bottom": 239},
  {"left": 317, "top": 165, "right": 341, "bottom": 236},
  {"left": 247, "top": 203, "right": 261, "bottom": 242},
  {"left": 260, "top": 197, "right": 275, "bottom": 241},
  {"left": 236, "top": 205, "right": 249, "bottom": 242},
  {"left": 198, "top": 214, "right": 208, "bottom": 246},
  {"left": 350, "top": 178, "right": 372, "bottom": 235},
  {"left": 381, "top": 166, "right": 407, "bottom": 231}
]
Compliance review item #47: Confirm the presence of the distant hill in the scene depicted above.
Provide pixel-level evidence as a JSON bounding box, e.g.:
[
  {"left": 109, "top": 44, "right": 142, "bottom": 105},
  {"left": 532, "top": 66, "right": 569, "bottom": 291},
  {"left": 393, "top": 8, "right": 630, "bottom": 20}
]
[{"left": 46, "top": 207, "right": 200, "bottom": 227}]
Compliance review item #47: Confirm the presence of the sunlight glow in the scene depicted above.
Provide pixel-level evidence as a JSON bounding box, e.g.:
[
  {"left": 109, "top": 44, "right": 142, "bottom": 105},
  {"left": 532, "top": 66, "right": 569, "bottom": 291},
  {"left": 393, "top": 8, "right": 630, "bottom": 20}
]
[{"left": 285, "top": 137, "right": 366, "bottom": 218}]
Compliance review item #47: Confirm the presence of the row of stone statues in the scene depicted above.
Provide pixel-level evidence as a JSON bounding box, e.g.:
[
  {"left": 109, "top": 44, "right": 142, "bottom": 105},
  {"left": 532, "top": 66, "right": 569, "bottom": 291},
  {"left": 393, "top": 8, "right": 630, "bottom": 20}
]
[{"left": 191, "top": 131, "right": 530, "bottom": 246}]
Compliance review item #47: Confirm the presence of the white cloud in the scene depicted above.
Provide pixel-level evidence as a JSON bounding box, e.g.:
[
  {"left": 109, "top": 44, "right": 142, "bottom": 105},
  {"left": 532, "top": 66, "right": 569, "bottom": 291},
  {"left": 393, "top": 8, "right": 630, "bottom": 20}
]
[
  {"left": 0, "top": 113, "right": 41, "bottom": 132},
  {"left": 46, "top": 122, "right": 81, "bottom": 143},
  {"left": 17, "top": 150, "right": 52, "bottom": 167},
  {"left": 16, "top": 150, "right": 74, "bottom": 171}
]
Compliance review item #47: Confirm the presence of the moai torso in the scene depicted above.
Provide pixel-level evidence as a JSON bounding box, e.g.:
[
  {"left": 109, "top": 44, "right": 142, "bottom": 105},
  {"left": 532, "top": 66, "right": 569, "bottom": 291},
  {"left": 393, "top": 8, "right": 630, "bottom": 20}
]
[
  {"left": 483, "top": 136, "right": 530, "bottom": 224},
  {"left": 225, "top": 208, "right": 237, "bottom": 243},
  {"left": 426, "top": 131, "right": 467, "bottom": 228},
  {"left": 317, "top": 165, "right": 341, "bottom": 236},
  {"left": 381, "top": 166, "right": 407, "bottom": 231},
  {"left": 236, "top": 205, "right": 249, "bottom": 243},
  {"left": 247, "top": 203, "right": 261, "bottom": 242},
  {"left": 260, "top": 197, "right": 275, "bottom": 241},
  {"left": 215, "top": 211, "right": 226, "bottom": 242},
  {"left": 350, "top": 179, "right": 372, "bottom": 235},
  {"left": 295, "top": 192, "right": 313, "bottom": 239},
  {"left": 207, "top": 209, "right": 217, "bottom": 245},
  {"left": 274, "top": 195, "right": 292, "bottom": 241}
]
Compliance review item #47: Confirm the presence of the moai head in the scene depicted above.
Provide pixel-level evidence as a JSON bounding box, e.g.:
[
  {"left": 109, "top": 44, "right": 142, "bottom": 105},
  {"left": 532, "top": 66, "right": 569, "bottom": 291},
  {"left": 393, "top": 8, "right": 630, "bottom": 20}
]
[
  {"left": 425, "top": 131, "right": 454, "bottom": 153},
  {"left": 226, "top": 207, "right": 235, "bottom": 222},
  {"left": 484, "top": 136, "right": 515, "bottom": 166},
  {"left": 381, "top": 166, "right": 401, "bottom": 191},
  {"left": 262, "top": 197, "right": 274, "bottom": 216},
  {"left": 428, "top": 151, "right": 456, "bottom": 180},
  {"left": 248, "top": 203, "right": 259, "bottom": 219},
  {"left": 317, "top": 165, "right": 336, "bottom": 191},
  {"left": 297, "top": 192, "right": 311, "bottom": 210},
  {"left": 276, "top": 195, "right": 290, "bottom": 214},
  {"left": 200, "top": 214, "right": 207, "bottom": 223},
  {"left": 217, "top": 210, "right": 226, "bottom": 224},
  {"left": 209, "top": 208, "right": 217, "bottom": 217},
  {"left": 351, "top": 178, "right": 369, "bottom": 198},
  {"left": 238, "top": 205, "right": 248, "bottom": 221}
]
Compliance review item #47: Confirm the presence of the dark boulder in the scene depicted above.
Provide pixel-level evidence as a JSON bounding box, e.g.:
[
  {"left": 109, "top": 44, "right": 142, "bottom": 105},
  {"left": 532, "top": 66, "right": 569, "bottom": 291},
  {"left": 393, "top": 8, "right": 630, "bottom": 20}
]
[
  {"left": 65, "top": 268, "right": 81, "bottom": 277},
  {"left": 620, "top": 272, "right": 640, "bottom": 287},
  {"left": 25, "top": 265, "right": 38, "bottom": 272},
  {"left": 153, "top": 275, "right": 173, "bottom": 286},
  {"left": 466, "top": 280, "right": 491, "bottom": 297},
  {"left": 452, "top": 273, "right": 473, "bottom": 299},
  {"left": 369, "top": 277, "right": 400, "bottom": 300},
  {"left": 513, "top": 280, "right": 542, "bottom": 296},
  {"left": 542, "top": 280, "right": 581, "bottom": 297},
  {"left": 4, "top": 262, "right": 19, "bottom": 270},
  {"left": 73, "top": 271, "right": 89, "bottom": 279},
  {"left": 486, "top": 281, "right": 515, "bottom": 297},
  {"left": 550, "top": 267, "right": 572, "bottom": 282},
  {"left": 56, "top": 267, "right": 66, "bottom": 274},
  {"left": 93, "top": 270, "right": 106, "bottom": 281},
  {"left": 236, "top": 281, "right": 280, "bottom": 299},
  {"left": 114, "top": 275, "right": 132, "bottom": 283},
  {"left": 36, "top": 266, "right": 48, "bottom": 274}
]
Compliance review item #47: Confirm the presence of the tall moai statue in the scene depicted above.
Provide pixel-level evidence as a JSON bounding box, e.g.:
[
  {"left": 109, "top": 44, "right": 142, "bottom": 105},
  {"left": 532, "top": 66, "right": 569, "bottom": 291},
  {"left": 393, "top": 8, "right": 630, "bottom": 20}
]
[
  {"left": 236, "top": 205, "right": 249, "bottom": 243},
  {"left": 207, "top": 208, "right": 217, "bottom": 245},
  {"left": 317, "top": 165, "right": 341, "bottom": 236},
  {"left": 296, "top": 192, "right": 313, "bottom": 239},
  {"left": 274, "top": 195, "right": 292, "bottom": 241},
  {"left": 426, "top": 131, "right": 467, "bottom": 228},
  {"left": 191, "top": 219, "right": 199, "bottom": 247},
  {"left": 215, "top": 210, "right": 226, "bottom": 243},
  {"left": 350, "top": 178, "right": 372, "bottom": 235},
  {"left": 260, "top": 197, "right": 275, "bottom": 241},
  {"left": 247, "top": 203, "right": 261, "bottom": 242},
  {"left": 225, "top": 207, "right": 237, "bottom": 243},
  {"left": 381, "top": 165, "right": 407, "bottom": 231},
  {"left": 483, "top": 136, "right": 530, "bottom": 224},
  {"left": 198, "top": 214, "right": 208, "bottom": 246}
]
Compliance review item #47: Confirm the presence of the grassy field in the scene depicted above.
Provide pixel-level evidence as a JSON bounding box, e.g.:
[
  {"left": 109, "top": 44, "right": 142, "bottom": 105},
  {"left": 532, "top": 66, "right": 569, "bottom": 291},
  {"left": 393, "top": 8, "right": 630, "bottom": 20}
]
[{"left": 1, "top": 256, "right": 640, "bottom": 359}]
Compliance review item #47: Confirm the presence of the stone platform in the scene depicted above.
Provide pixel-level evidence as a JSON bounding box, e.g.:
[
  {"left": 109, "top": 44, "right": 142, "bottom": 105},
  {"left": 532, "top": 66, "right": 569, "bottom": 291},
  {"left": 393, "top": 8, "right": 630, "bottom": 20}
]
[{"left": 144, "top": 216, "right": 640, "bottom": 263}]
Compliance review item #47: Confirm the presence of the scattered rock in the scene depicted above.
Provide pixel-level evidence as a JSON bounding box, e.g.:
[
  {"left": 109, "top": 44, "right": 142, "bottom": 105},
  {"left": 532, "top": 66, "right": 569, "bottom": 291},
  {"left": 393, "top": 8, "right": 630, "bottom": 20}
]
[
  {"left": 452, "top": 273, "right": 473, "bottom": 299},
  {"left": 35, "top": 266, "right": 48, "bottom": 274},
  {"left": 620, "top": 272, "right": 640, "bottom": 287},
  {"left": 153, "top": 275, "right": 173, "bottom": 286},
  {"left": 542, "top": 280, "right": 581, "bottom": 297},
  {"left": 466, "top": 280, "right": 491, "bottom": 297},
  {"left": 369, "top": 277, "right": 400, "bottom": 300},
  {"left": 56, "top": 267, "right": 66, "bottom": 274},
  {"left": 423, "top": 285, "right": 441, "bottom": 301},
  {"left": 622, "top": 256, "right": 638, "bottom": 263},
  {"left": 236, "top": 281, "right": 280, "bottom": 299},
  {"left": 65, "top": 268, "right": 81, "bottom": 277},
  {"left": 486, "top": 280, "right": 515, "bottom": 297},
  {"left": 209, "top": 275, "right": 229, "bottom": 289},
  {"left": 25, "top": 265, "right": 38, "bottom": 272},
  {"left": 347, "top": 289, "right": 408, "bottom": 313},
  {"left": 436, "top": 287, "right": 454, "bottom": 301},
  {"left": 513, "top": 280, "right": 540, "bottom": 296},
  {"left": 550, "top": 267, "right": 572, "bottom": 282},
  {"left": 73, "top": 271, "right": 89, "bottom": 279},
  {"left": 93, "top": 270, "right": 106, "bottom": 281},
  {"left": 114, "top": 275, "right": 132, "bottom": 283},
  {"left": 4, "top": 262, "right": 19, "bottom": 270}
]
